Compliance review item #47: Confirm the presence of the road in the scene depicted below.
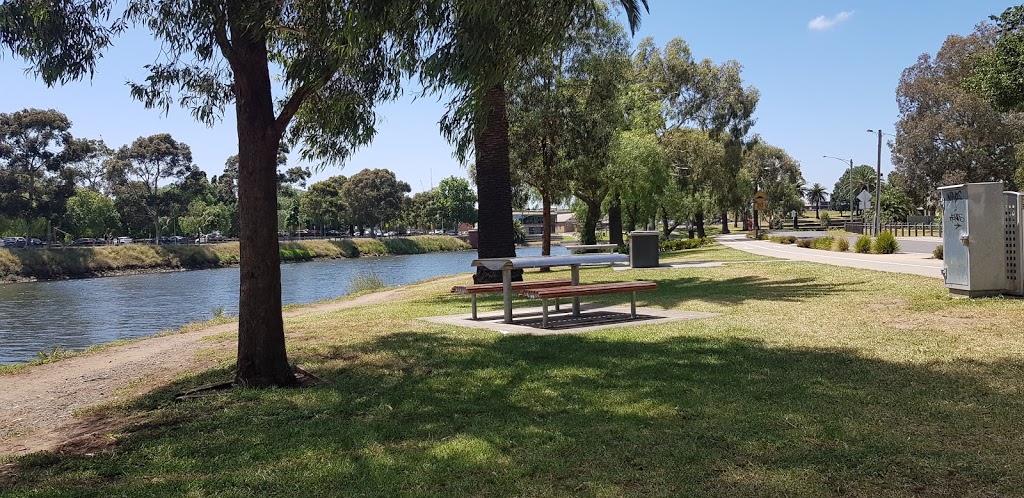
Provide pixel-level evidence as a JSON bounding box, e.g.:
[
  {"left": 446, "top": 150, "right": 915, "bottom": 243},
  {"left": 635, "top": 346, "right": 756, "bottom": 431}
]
[
  {"left": 767, "top": 231, "right": 942, "bottom": 256},
  {"left": 718, "top": 233, "right": 943, "bottom": 279}
]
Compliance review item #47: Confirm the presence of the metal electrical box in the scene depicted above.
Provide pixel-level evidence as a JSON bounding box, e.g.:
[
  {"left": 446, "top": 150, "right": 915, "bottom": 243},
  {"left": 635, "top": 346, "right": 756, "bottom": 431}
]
[
  {"left": 939, "top": 182, "right": 1005, "bottom": 297},
  {"left": 1005, "top": 192, "right": 1024, "bottom": 295}
]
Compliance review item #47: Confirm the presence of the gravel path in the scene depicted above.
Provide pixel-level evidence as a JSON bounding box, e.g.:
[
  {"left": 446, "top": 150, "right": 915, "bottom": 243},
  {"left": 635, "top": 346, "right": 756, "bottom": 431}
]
[{"left": 0, "top": 278, "right": 458, "bottom": 458}]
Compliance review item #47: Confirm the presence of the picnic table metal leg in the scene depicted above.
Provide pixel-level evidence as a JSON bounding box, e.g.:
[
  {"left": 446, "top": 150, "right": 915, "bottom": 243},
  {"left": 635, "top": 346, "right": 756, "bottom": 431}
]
[
  {"left": 503, "top": 268, "right": 513, "bottom": 324},
  {"left": 542, "top": 299, "right": 549, "bottom": 328},
  {"left": 571, "top": 264, "right": 580, "bottom": 316},
  {"left": 630, "top": 291, "right": 636, "bottom": 318},
  {"left": 471, "top": 294, "right": 477, "bottom": 319}
]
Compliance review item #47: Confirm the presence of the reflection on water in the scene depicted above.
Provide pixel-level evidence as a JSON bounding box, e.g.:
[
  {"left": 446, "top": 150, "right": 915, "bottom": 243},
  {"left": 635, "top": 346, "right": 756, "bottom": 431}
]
[{"left": 0, "top": 245, "right": 568, "bottom": 364}]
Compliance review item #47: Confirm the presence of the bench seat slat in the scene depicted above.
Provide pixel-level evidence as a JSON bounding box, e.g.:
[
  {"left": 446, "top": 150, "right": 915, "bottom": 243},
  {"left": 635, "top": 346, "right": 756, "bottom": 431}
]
[
  {"left": 451, "top": 279, "right": 572, "bottom": 294},
  {"left": 523, "top": 281, "right": 657, "bottom": 299}
]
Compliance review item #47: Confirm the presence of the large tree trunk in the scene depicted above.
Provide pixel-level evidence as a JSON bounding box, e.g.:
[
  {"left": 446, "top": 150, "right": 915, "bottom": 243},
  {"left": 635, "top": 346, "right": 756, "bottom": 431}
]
[
  {"left": 229, "top": 23, "right": 295, "bottom": 388},
  {"left": 580, "top": 198, "right": 602, "bottom": 245},
  {"left": 695, "top": 210, "right": 706, "bottom": 238},
  {"left": 608, "top": 193, "right": 623, "bottom": 246},
  {"left": 538, "top": 193, "right": 552, "bottom": 273},
  {"left": 720, "top": 210, "right": 730, "bottom": 234},
  {"left": 474, "top": 84, "right": 519, "bottom": 284}
]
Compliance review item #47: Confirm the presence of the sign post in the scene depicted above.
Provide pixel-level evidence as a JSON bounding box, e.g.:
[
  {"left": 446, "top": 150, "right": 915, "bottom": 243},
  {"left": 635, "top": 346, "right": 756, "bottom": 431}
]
[{"left": 752, "top": 191, "right": 768, "bottom": 238}]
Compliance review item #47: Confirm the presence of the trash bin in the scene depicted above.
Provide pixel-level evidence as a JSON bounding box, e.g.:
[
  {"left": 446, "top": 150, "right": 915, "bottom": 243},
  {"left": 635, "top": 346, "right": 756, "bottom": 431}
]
[{"left": 629, "top": 231, "right": 660, "bottom": 268}]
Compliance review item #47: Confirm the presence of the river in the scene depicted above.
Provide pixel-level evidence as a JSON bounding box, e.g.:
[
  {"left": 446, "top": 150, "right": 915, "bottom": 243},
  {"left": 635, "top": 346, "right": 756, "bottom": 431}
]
[{"left": 0, "top": 246, "right": 569, "bottom": 365}]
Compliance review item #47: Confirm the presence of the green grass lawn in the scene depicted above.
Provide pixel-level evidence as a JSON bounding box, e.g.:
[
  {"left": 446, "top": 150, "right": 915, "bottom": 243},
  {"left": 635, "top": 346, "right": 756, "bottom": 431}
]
[{"left": 3, "top": 243, "right": 1024, "bottom": 496}]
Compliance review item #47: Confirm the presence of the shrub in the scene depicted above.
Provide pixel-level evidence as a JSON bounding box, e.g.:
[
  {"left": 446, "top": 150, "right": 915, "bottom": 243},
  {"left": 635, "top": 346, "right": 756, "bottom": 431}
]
[
  {"left": 933, "top": 244, "right": 943, "bottom": 260},
  {"left": 659, "top": 237, "right": 711, "bottom": 251},
  {"left": 349, "top": 271, "right": 386, "bottom": 294},
  {"left": 810, "top": 236, "right": 834, "bottom": 250},
  {"left": 819, "top": 212, "right": 832, "bottom": 227},
  {"left": 796, "top": 239, "right": 812, "bottom": 248},
  {"left": 833, "top": 237, "right": 850, "bottom": 252},
  {"left": 854, "top": 235, "right": 872, "bottom": 253},
  {"left": 873, "top": 231, "right": 899, "bottom": 254},
  {"left": 769, "top": 235, "right": 798, "bottom": 244}
]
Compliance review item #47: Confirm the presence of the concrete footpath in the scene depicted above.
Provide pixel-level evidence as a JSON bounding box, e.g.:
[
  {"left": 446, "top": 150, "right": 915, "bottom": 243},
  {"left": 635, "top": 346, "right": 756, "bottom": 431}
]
[{"left": 717, "top": 234, "right": 943, "bottom": 279}]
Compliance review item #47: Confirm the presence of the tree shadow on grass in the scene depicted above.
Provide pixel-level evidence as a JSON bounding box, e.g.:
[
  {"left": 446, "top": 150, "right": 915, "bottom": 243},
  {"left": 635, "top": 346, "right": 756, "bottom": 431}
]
[
  {"left": 6, "top": 332, "right": 1022, "bottom": 496},
  {"left": 616, "top": 274, "right": 862, "bottom": 308}
]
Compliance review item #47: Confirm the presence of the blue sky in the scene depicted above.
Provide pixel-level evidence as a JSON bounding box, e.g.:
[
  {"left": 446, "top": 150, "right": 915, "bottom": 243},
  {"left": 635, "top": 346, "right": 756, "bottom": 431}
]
[{"left": 0, "top": 1, "right": 1014, "bottom": 201}]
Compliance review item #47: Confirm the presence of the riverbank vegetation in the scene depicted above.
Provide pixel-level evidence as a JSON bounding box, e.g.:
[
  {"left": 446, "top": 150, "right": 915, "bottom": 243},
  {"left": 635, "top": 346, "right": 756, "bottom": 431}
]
[
  {"left": 0, "top": 235, "right": 469, "bottom": 282},
  {"left": 3, "top": 244, "right": 1024, "bottom": 495}
]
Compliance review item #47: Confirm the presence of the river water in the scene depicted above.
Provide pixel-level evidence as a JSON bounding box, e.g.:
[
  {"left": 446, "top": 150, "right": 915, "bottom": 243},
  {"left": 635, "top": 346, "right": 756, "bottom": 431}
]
[{"left": 0, "top": 246, "right": 568, "bottom": 365}]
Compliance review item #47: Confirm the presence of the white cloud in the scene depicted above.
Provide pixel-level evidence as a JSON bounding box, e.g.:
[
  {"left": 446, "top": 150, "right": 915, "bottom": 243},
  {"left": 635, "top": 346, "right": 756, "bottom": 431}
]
[{"left": 808, "top": 11, "right": 854, "bottom": 31}]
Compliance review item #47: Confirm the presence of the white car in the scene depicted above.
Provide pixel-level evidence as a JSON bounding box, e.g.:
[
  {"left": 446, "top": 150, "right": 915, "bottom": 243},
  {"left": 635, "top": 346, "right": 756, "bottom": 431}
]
[{"left": 116, "top": 236, "right": 133, "bottom": 245}]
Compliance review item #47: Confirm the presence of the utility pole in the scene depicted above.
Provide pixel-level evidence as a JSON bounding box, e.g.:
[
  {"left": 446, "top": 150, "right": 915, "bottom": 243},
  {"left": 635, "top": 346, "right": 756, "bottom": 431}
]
[{"left": 867, "top": 129, "right": 883, "bottom": 235}]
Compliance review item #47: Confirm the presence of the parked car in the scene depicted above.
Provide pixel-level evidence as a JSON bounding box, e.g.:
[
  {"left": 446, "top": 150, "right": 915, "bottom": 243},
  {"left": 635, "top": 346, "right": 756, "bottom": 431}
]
[
  {"left": 116, "top": 236, "right": 133, "bottom": 245},
  {"left": 166, "top": 235, "right": 187, "bottom": 244},
  {"left": 195, "top": 232, "right": 226, "bottom": 243},
  {"left": 71, "top": 238, "right": 96, "bottom": 246},
  {"left": 3, "top": 237, "right": 27, "bottom": 248},
  {"left": 29, "top": 238, "right": 44, "bottom": 247}
]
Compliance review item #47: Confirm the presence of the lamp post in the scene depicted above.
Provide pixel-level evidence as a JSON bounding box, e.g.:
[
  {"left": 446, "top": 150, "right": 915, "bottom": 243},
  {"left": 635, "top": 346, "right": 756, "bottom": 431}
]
[
  {"left": 823, "top": 155, "right": 854, "bottom": 221},
  {"left": 866, "top": 129, "right": 884, "bottom": 235}
]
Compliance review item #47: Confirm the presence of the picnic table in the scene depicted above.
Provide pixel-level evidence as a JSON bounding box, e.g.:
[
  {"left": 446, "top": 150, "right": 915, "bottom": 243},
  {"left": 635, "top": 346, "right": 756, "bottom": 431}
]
[{"left": 472, "top": 253, "right": 629, "bottom": 324}]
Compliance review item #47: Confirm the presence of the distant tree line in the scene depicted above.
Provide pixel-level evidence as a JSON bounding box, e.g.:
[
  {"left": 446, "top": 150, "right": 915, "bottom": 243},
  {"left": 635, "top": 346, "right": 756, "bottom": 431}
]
[{"left": 0, "top": 108, "right": 478, "bottom": 242}]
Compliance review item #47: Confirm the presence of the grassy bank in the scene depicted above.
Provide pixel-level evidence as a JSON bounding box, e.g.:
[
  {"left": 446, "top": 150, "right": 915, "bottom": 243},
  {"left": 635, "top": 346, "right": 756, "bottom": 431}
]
[
  {"left": 0, "top": 235, "right": 470, "bottom": 282},
  {"left": 3, "top": 244, "right": 1024, "bottom": 496}
]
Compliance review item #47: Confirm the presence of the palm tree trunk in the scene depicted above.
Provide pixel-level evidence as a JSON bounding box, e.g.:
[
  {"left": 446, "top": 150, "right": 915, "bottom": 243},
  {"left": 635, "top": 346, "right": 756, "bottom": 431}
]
[{"left": 474, "top": 84, "right": 519, "bottom": 284}]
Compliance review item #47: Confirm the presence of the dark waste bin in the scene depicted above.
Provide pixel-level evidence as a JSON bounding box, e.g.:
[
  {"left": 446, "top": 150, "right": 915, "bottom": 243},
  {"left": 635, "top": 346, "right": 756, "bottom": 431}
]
[{"left": 629, "top": 231, "right": 660, "bottom": 268}]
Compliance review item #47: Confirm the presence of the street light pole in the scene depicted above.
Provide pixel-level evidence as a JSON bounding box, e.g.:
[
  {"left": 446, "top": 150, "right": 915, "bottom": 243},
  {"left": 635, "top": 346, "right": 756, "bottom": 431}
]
[
  {"left": 867, "top": 129, "right": 883, "bottom": 235},
  {"left": 823, "top": 155, "right": 854, "bottom": 222}
]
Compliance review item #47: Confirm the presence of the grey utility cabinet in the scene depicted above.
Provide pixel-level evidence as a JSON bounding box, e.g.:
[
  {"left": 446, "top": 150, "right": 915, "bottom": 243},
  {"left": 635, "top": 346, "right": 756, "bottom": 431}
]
[
  {"left": 629, "top": 231, "right": 660, "bottom": 268},
  {"left": 939, "top": 182, "right": 1005, "bottom": 297}
]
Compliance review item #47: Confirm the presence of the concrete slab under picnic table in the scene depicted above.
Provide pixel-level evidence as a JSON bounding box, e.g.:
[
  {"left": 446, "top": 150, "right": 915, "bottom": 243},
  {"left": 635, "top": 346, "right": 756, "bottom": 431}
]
[{"left": 422, "top": 304, "right": 719, "bottom": 336}]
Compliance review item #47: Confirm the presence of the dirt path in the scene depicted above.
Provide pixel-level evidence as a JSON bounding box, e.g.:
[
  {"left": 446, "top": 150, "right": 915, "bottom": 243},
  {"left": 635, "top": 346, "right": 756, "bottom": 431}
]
[{"left": 0, "top": 277, "right": 459, "bottom": 458}]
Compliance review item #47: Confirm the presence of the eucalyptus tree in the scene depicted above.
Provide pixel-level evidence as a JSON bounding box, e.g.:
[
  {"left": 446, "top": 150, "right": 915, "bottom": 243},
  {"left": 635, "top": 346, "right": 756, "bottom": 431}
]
[
  {"left": 0, "top": 108, "right": 80, "bottom": 242},
  {"left": 507, "top": 5, "right": 635, "bottom": 253},
  {"left": 564, "top": 16, "right": 632, "bottom": 245},
  {"left": 66, "top": 138, "right": 113, "bottom": 194},
  {"left": 108, "top": 134, "right": 193, "bottom": 243},
  {"left": 742, "top": 140, "right": 804, "bottom": 227},
  {"left": 64, "top": 187, "right": 120, "bottom": 238},
  {"left": 1, "top": 0, "right": 441, "bottom": 386},
  {"left": 434, "top": 176, "right": 477, "bottom": 231},
  {"left": 660, "top": 127, "right": 723, "bottom": 238},
  {"left": 632, "top": 37, "right": 759, "bottom": 234},
  {"left": 894, "top": 22, "right": 1021, "bottom": 210},
  {"left": 420, "top": 0, "right": 647, "bottom": 282},
  {"left": 300, "top": 175, "right": 348, "bottom": 234},
  {"left": 507, "top": 50, "right": 574, "bottom": 256},
  {"left": 608, "top": 129, "right": 669, "bottom": 234},
  {"left": 340, "top": 168, "right": 411, "bottom": 236}
]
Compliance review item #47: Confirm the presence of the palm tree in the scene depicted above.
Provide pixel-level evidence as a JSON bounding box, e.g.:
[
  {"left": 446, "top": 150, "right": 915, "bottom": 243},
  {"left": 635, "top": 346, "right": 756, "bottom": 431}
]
[
  {"left": 423, "top": 0, "right": 648, "bottom": 283},
  {"left": 806, "top": 183, "right": 828, "bottom": 219}
]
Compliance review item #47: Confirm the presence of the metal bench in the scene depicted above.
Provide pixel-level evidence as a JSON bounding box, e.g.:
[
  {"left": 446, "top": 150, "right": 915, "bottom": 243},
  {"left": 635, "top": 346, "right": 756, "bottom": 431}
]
[
  {"left": 522, "top": 281, "right": 659, "bottom": 328},
  {"left": 452, "top": 279, "right": 572, "bottom": 319}
]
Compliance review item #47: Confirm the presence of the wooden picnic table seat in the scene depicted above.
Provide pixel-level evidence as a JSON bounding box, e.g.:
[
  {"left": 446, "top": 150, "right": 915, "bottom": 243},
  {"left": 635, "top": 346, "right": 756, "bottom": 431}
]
[
  {"left": 522, "top": 281, "right": 658, "bottom": 328},
  {"left": 452, "top": 279, "right": 572, "bottom": 319}
]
